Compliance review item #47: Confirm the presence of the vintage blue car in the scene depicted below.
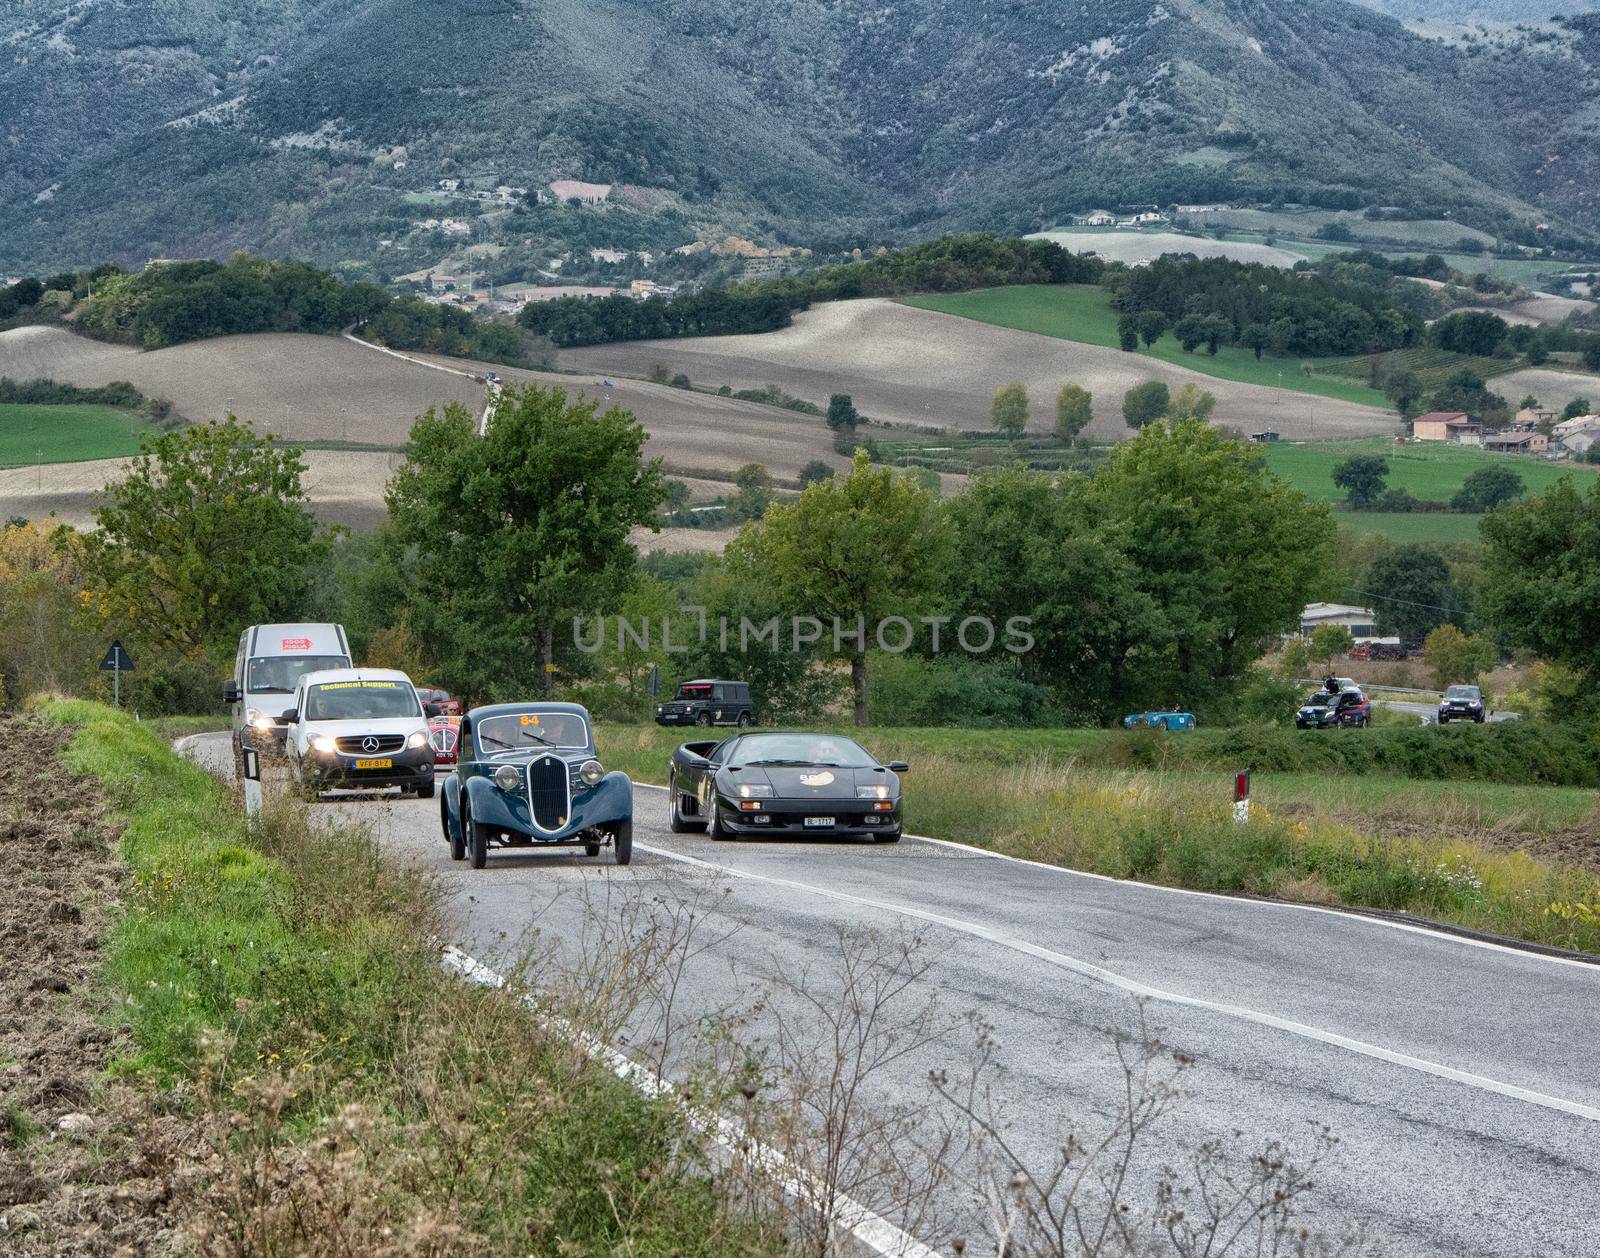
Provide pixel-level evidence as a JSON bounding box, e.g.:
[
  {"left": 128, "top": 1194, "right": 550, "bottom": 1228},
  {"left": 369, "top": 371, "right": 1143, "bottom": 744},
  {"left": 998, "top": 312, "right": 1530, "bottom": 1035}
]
[
  {"left": 1121, "top": 710, "right": 1197, "bottom": 731},
  {"left": 439, "top": 702, "right": 633, "bottom": 868}
]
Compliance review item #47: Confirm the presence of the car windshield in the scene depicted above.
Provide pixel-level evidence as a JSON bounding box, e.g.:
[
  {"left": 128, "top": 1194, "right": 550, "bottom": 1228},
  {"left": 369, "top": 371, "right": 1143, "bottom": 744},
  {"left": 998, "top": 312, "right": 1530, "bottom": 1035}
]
[
  {"left": 304, "top": 679, "right": 421, "bottom": 721},
  {"left": 476, "top": 712, "right": 590, "bottom": 754},
  {"left": 247, "top": 655, "right": 349, "bottom": 694},
  {"left": 729, "top": 733, "right": 876, "bottom": 768},
  {"left": 1445, "top": 686, "right": 1480, "bottom": 700},
  {"left": 1305, "top": 691, "right": 1334, "bottom": 705}
]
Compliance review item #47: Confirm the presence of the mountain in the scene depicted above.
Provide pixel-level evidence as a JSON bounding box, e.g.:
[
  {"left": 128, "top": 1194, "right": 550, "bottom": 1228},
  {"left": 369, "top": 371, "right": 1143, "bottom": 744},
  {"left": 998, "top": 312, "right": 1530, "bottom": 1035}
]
[
  {"left": 1352, "top": 2, "right": 1597, "bottom": 18},
  {"left": 3, "top": 0, "right": 1599, "bottom": 273}
]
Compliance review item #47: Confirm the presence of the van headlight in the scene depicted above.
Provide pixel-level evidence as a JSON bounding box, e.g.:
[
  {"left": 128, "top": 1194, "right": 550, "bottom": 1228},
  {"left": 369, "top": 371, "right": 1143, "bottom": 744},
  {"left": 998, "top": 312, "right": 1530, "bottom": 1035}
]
[
  {"left": 494, "top": 765, "right": 523, "bottom": 791},
  {"left": 579, "top": 759, "right": 605, "bottom": 787},
  {"left": 312, "top": 735, "right": 336, "bottom": 754},
  {"left": 247, "top": 707, "right": 275, "bottom": 732},
  {"left": 407, "top": 730, "right": 429, "bottom": 749}
]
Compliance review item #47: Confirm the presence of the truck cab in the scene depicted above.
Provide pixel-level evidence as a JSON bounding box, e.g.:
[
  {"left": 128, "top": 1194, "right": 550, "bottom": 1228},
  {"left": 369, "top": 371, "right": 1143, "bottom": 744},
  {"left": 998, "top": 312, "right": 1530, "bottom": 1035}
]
[{"left": 226, "top": 622, "right": 353, "bottom": 752}]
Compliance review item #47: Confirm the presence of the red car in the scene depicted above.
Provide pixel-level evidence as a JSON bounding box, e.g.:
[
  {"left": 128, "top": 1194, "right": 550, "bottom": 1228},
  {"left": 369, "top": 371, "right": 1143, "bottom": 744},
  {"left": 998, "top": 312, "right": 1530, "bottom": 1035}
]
[
  {"left": 428, "top": 714, "right": 462, "bottom": 766},
  {"left": 416, "top": 687, "right": 463, "bottom": 717}
]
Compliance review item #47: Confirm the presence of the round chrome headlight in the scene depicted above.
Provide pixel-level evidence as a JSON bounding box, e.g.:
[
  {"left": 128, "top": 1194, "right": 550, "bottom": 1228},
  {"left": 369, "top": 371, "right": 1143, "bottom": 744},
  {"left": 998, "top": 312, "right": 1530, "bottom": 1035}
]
[
  {"left": 579, "top": 759, "right": 604, "bottom": 787},
  {"left": 494, "top": 764, "right": 522, "bottom": 791}
]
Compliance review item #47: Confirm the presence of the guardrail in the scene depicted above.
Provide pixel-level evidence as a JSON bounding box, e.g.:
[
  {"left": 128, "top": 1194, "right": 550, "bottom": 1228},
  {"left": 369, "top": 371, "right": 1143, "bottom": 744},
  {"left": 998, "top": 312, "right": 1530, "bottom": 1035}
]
[{"left": 1295, "top": 678, "right": 1443, "bottom": 698}]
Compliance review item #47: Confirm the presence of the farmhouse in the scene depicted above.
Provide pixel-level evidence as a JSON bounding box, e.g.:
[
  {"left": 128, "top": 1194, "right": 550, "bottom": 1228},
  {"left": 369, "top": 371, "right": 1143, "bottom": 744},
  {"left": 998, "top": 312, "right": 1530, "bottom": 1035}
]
[
  {"left": 1073, "top": 210, "right": 1116, "bottom": 226},
  {"left": 1482, "top": 429, "right": 1548, "bottom": 454},
  {"left": 1553, "top": 415, "right": 1600, "bottom": 457},
  {"left": 1299, "top": 603, "right": 1378, "bottom": 639},
  {"left": 1411, "top": 411, "right": 1480, "bottom": 444}
]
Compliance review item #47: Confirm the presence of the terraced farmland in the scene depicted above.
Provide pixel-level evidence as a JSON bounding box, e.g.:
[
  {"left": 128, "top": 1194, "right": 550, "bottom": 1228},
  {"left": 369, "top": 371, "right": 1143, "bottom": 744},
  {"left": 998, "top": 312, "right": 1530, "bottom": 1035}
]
[{"left": 1312, "top": 346, "right": 1522, "bottom": 391}]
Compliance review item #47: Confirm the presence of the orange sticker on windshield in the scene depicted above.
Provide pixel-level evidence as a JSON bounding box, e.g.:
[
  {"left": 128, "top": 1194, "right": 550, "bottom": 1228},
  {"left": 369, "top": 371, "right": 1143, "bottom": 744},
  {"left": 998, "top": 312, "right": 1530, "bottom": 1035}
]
[{"left": 519, "top": 714, "right": 541, "bottom": 725}]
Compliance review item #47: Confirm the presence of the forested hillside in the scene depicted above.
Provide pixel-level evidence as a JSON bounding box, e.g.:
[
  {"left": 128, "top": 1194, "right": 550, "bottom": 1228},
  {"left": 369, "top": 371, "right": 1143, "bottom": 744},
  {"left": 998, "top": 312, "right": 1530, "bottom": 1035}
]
[{"left": 3, "top": 0, "right": 1598, "bottom": 271}]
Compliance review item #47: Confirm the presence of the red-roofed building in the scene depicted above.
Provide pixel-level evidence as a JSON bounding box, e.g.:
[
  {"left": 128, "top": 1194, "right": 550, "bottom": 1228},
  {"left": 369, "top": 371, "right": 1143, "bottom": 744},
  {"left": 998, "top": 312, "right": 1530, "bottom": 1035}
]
[{"left": 1412, "top": 412, "right": 1481, "bottom": 444}]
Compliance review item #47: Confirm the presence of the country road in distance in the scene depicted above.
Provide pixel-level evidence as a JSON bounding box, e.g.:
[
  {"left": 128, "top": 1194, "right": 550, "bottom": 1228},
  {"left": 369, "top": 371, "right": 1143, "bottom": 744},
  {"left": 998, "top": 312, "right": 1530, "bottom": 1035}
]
[{"left": 186, "top": 733, "right": 1600, "bottom": 1256}]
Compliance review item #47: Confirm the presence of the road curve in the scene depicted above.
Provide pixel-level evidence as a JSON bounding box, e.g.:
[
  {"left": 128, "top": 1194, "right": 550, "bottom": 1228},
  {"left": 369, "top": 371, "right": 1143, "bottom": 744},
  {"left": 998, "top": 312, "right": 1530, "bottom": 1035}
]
[{"left": 185, "top": 734, "right": 1600, "bottom": 1256}]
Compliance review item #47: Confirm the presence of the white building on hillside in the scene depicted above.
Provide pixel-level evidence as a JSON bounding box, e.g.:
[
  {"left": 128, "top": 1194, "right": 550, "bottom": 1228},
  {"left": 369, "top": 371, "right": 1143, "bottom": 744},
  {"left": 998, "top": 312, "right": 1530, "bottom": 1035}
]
[{"left": 1299, "top": 603, "right": 1378, "bottom": 639}]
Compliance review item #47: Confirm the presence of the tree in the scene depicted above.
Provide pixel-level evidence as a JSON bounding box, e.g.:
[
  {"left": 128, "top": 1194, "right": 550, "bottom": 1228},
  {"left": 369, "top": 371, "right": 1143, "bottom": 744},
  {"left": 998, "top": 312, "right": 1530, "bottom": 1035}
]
[
  {"left": 1122, "top": 381, "right": 1170, "bottom": 430},
  {"left": 1266, "top": 317, "right": 1296, "bottom": 358},
  {"left": 1479, "top": 480, "right": 1600, "bottom": 680},
  {"left": 1451, "top": 465, "right": 1525, "bottom": 512},
  {"left": 1331, "top": 454, "right": 1389, "bottom": 509},
  {"left": 662, "top": 478, "right": 691, "bottom": 514},
  {"left": 1165, "top": 383, "right": 1216, "bottom": 423},
  {"left": 1173, "top": 314, "right": 1207, "bottom": 353},
  {"left": 732, "top": 462, "right": 775, "bottom": 520},
  {"left": 1138, "top": 310, "right": 1168, "bottom": 348},
  {"left": 1383, "top": 369, "right": 1424, "bottom": 417},
  {"left": 1423, "top": 624, "right": 1495, "bottom": 688},
  {"left": 736, "top": 450, "right": 947, "bottom": 725},
  {"left": 1241, "top": 323, "right": 1269, "bottom": 360},
  {"left": 1308, "top": 624, "right": 1355, "bottom": 668},
  {"left": 80, "top": 418, "right": 331, "bottom": 656},
  {"left": 1364, "top": 545, "right": 1463, "bottom": 641},
  {"left": 826, "top": 393, "right": 860, "bottom": 431},
  {"left": 1584, "top": 339, "right": 1600, "bottom": 373},
  {"left": 798, "top": 459, "right": 835, "bottom": 487},
  {"left": 1199, "top": 314, "right": 1231, "bottom": 355},
  {"left": 992, "top": 382, "right": 1029, "bottom": 438},
  {"left": 1561, "top": 397, "right": 1592, "bottom": 421},
  {"left": 1431, "top": 310, "right": 1508, "bottom": 357},
  {"left": 1054, "top": 384, "right": 1092, "bottom": 444},
  {"left": 0, "top": 521, "right": 104, "bottom": 700},
  {"left": 386, "top": 385, "right": 663, "bottom": 697},
  {"left": 1117, "top": 313, "right": 1140, "bottom": 352}
]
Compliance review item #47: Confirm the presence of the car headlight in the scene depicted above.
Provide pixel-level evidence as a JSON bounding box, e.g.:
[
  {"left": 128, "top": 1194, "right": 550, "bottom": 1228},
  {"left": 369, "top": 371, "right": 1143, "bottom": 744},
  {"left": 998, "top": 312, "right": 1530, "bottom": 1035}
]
[
  {"left": 246, "top": 707, "right": 275, "bottom": 732},
  {"left": 857, "top": 784, "right": 890, "bottom": 800},
  {"left": 494, "top": 764, "right": 522, "bottom": 791},
  {"left": 579, "top": 759, "right": 605, "bottom": 787},
  {"left": 407, "top": 730, "right": 429, "bottom": 749},
  {"left": 312, "top": 735, "right": 336, "bottom": 754},
  {"left": 736, "top": 782, "right": 774, "bottom": 798}
]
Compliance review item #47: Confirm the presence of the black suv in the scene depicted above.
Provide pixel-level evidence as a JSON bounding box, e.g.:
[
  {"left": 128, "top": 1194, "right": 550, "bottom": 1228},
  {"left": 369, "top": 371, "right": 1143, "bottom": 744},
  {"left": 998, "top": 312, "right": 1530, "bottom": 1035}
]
[{"left": 655, "top": 679, "right": 755, "bottom": 728}]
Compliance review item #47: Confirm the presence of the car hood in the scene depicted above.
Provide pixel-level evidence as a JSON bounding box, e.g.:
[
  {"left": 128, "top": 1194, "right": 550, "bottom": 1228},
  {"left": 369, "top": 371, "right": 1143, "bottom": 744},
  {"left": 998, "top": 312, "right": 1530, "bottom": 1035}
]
[
  {"left": 302, "top": 716, "right": 427, "bottom": 738},
  {"left": 723, "top": 766, "right": 896, "bottom": 797}
]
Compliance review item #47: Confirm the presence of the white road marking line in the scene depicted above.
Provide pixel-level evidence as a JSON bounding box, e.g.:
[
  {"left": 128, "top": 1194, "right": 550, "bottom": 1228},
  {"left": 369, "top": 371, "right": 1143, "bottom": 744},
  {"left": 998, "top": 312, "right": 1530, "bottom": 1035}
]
[
  {"left": 441, "top": 946, "right": 940, "bottom": 1258},
  {"left": 632, "top": 838, "right": 1600, "bottom": 1125},
  {"left": 632, "top": 781, "right": 1600, "bottom": 973}
]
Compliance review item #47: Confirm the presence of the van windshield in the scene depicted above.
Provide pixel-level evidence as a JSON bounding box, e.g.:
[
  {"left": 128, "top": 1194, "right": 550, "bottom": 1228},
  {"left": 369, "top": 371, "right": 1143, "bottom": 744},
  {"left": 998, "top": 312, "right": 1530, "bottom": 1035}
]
[
  {"left": 247, "top": 655, "right": 350, "bottom": 694},
  {"left": 304, "top": 680, "right": 421, "bottom": 721}
]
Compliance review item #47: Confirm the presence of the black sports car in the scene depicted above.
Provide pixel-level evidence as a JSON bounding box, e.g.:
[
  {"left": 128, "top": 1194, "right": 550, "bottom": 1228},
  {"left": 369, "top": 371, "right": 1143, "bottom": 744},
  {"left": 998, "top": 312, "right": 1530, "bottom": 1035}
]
[{"left": 666, "top": 731, "right": 908, "bottom": 841}]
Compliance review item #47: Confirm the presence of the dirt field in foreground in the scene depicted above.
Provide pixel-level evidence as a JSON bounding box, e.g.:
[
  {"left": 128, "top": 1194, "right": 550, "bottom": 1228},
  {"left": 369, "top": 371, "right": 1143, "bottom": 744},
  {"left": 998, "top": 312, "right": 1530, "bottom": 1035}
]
[
  {"left": 563, "top": 298, "right": 1397, "bottom": 439},
  {"left": 0, "top": 717, "right": 199, "bottom": 1253}
]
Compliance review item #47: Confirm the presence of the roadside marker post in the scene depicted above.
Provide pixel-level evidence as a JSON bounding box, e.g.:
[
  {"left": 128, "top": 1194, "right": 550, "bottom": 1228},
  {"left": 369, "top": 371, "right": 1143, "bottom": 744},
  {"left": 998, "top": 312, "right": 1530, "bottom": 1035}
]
[
  {"left": 1233, "top": 770, "right": 1251, "bottom": 824},
  {"left": 98, "top": 640, "right": 135, "bottom": 708},
  {"left": 240, "top": 747, "right": 263, "bottom": 818}
]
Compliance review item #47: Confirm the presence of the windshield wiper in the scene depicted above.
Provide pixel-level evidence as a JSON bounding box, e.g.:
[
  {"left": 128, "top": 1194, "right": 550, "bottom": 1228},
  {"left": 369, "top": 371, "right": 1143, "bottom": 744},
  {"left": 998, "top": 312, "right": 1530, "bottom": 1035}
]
[{"left": 742, "top": 758, "right": 816, "bottom": 767}]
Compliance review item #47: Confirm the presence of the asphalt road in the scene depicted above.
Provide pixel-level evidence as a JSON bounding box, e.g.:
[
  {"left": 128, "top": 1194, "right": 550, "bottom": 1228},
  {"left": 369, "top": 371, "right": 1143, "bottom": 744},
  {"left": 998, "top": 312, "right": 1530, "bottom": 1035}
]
[
  {"left": 186, "top": 734, "right": 1600, "bottom": 1256},
  {"left": 1378, "top": 700, "right": 1518, "bottom": 725}
]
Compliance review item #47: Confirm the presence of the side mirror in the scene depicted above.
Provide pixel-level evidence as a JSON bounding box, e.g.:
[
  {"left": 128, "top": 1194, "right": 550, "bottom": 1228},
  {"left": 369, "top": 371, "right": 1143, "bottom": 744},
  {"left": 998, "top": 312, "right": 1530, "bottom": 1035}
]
[
  {"left": 281, "top": 709, "right": 299, "bottom": 725},
  {"left": 223, "top": 680, "right": 240, "bottom": 704},
  {"left": 888, "top": 760, "right": 910, "bottom": 773},
  {"left": 423, "top": 702, "right": 442, "bottom": 718}
]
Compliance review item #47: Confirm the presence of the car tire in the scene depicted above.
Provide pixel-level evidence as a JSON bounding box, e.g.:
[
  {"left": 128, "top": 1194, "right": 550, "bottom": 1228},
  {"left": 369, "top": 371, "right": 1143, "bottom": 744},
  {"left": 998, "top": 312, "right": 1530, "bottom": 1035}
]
[
  {"left": 612, "top": 820, "right": 634, "bottom": 866},
  {"left": 416, "top": 775, "right": 435, "bottom": 800},
  {"left": 466, "top": 807, "right": 489, "bottom": 869},
  {"left": 696, "top": 711, "right": 712, "bottom": 729},
  {"left": 667, "top": 772, "right": 701, "bottom": 833},
  {"left": 709, "top": 802, "right": 733, "bottom": 841},
  {"left": 737, "top": 711, "right": 752, "bottom": 728},
  {"left": 444, "top": 793, "right": 465, "bottom": 861}
]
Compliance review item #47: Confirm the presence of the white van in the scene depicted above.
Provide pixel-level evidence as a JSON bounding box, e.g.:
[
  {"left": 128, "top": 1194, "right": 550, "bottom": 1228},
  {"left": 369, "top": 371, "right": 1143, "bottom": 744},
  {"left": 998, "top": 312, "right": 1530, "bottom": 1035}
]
[
  {"left": 226, "top": 623, "right": 353, "bottom": 751},
  {"left": 282, "top": 668, "right": 436, "bottom": 799}
]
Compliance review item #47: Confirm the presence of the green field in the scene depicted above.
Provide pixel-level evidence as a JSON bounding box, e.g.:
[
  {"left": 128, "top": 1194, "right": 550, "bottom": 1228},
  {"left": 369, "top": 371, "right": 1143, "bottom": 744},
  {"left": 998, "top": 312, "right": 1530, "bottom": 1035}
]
[
  {"left": 899, "top": 285, "right": 1390, "bottom": 407},
  {"left": 1262, "top": 437, "right": 1598, "bottom": 503},
  {"left": 0, "top": 402, "right": 155, "bottom": 467}
]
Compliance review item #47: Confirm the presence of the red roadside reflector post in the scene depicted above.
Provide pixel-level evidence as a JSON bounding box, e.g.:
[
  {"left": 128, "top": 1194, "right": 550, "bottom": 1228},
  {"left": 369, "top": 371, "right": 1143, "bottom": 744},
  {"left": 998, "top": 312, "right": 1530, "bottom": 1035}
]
[{"left": 1233, "top": 771, "right": 1250, "bottom": 823}]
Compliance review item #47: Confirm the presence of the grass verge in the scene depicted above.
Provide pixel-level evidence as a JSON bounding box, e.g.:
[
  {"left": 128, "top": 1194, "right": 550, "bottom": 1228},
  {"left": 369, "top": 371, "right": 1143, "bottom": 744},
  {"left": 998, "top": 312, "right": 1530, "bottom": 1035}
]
[
  {"left": 596, "top": 720, "right": 1600, "bottom": 953},
  {"left": 46, "top": 699, "right": 769, "bottom": 1253}
]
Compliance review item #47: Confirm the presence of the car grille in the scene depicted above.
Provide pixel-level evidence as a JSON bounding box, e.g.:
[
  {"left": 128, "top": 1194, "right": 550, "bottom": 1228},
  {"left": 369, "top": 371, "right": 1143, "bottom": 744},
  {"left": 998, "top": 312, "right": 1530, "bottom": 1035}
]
[
  {"left": 526, "top": 755, "right": 569, "bottom": 830},
  {"left": 429, "top": 727, "right": 457, "bottom": 754},
  {"left": 336, "top": 734, "right": 405, "bottom": 754}
]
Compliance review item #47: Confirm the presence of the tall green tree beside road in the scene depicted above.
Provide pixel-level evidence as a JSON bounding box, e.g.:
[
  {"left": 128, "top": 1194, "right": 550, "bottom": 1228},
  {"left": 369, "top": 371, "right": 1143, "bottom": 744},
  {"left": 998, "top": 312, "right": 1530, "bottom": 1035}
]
[
  {"left": 1332, "top": 455, "right": 1389, "bottom": 509},
  {"left": 733, "top": 449, "right": 947, "bottom": 725},
  {"left": 1364, "top": 545, "right": 1465, "bottom": 642},
  {"left": 992, "top": 383, "right": 1029, "bottom": 438},
  {"left": 1055, "top": 385, "right": 1092, "bottom": 444},
  {"left": 386, "top": 386, "right": 663, "bottom": 697},
  {"left": 1479, "top": 479, "right": 1600, "bottom": 680},
  {"left": 1423, "top": 624, "right": 1495, "bottom": 689},
  {"left": 732, "top": 463, "right": 775, "bottom": 520},
  {"left": 80, "top": 418, "right": 331, "bottom": 656},
  {"left": 1122, "top": 381, "right": 1170, "bottom": 430}
]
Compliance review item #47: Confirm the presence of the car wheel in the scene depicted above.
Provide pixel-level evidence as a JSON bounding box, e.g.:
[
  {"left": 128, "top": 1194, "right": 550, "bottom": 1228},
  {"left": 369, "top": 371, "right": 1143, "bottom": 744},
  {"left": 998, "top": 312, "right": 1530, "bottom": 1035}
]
[
  {"left": 696, "top": 711, "right": 712, "bottom": 728},
  {"left": 416, "top": 775, "right": 435, "bottom": 800},
  {"left": 667, "top": 772, "right": 700, "bottom": 833},
  {"left": 612, "top": 820, "right": 634, "bottom": 866},
  {"left": 444, "top": 794, "right": 465, "bottom": 861},
  {"left": 709, "top": 801, "right": 733, "bottom": 841},
  {"left": 737, "top": 711, "right": 751, "bottom": 728},
  {"left": 466, "top": 806, "right": 489, "bottom": 869}
]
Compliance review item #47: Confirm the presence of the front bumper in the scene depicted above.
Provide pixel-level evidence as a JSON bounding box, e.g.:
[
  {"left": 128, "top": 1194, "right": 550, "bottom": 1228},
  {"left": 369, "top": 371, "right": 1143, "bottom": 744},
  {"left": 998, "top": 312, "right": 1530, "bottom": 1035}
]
[
  {"left": 304, "top": 743, "right": 436, "bottom": 789},
  {"left": 716, "top": 795, "right": 900, "bottom": 838},
  {"left": 654, "top": 710, "right": 701, "bottom": 725}
]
